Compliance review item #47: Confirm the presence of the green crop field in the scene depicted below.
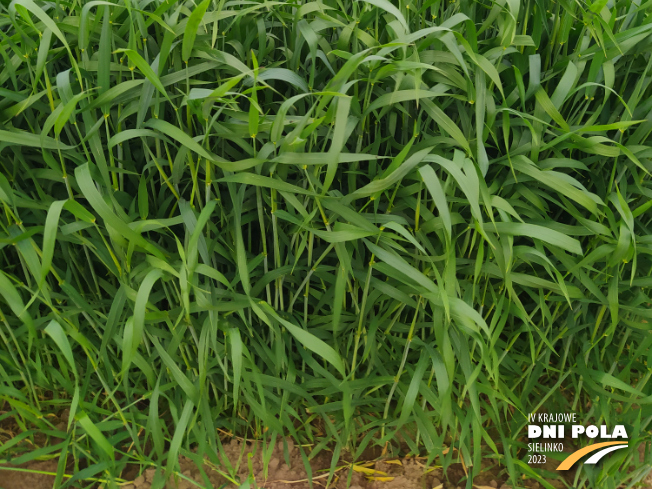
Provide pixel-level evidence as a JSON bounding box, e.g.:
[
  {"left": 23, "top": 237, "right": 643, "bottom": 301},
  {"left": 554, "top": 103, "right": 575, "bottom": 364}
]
[{"left": 0, "top": 0, "right": 651, "bottom": 487}]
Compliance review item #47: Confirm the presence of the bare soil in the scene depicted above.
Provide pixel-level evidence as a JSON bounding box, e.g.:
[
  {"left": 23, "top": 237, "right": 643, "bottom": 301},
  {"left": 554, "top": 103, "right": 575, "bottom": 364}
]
[
  {"left": 1, "top": 435, "right": 650, "bottom": 489},
  {"left": 3, "top": 437, "right": 650, "bottom": 489}
]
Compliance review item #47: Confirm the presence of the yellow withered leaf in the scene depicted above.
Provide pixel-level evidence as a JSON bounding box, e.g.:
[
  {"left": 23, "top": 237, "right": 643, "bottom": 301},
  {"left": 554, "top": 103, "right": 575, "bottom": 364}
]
[
  {"left": 351, "top": 465, "right": 387, "bottom": 476},
  {"left": 384, "top": 459, "right": 402, "bottom": 466},
  {"left": 366, "top": 476, "right": 395, "bottom": 482}
]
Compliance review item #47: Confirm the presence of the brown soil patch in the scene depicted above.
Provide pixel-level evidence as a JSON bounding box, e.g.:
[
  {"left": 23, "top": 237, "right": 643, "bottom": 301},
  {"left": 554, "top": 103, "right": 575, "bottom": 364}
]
[
  {"left": 123, "top": 438, "right": 446, "bottom": 489},
  {"left": 1, "top": 437, "right": 650, "bottom": 489},
  {"left": 0, "top": 438, "right": 557, "bottom": 489},
  {"left": 0, "top": 460, "right": 58, "bottom": 489}
]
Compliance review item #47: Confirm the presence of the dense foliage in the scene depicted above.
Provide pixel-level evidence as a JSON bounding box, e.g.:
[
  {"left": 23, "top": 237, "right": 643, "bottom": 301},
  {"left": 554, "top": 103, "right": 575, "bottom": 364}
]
[{"left": 1, "top": 0, "right": 652, "bottom": 487}]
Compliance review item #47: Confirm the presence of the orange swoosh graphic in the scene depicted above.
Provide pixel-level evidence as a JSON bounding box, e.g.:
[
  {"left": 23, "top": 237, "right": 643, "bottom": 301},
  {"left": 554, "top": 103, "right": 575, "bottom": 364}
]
[{"left": 557, "top": 442, "right": 628, "bottom": 470}]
